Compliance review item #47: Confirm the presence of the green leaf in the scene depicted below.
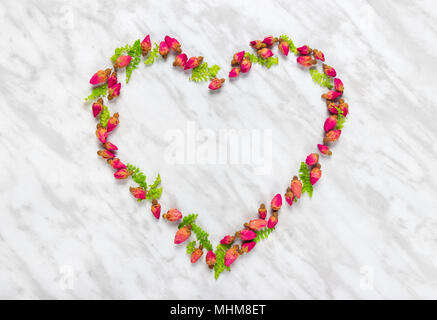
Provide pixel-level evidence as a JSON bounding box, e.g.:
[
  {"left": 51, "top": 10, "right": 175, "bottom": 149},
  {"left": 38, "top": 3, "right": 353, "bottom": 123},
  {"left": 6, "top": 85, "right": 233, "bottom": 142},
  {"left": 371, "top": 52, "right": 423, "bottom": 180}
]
[
  {"left": 178, "top": 214, "right": 198, "bottom": 229},
  {"left": 214, "top": 244, "right": 231, "bottom": 279},
  {"left": 84, "top": 83, "right": 107, "bottom": 102},
  {"left": 298, "top": 162, "right": 313, "bottom": 198},
  {"left": 144, "top": 43, "right": 160, "bottom": 65},
  {"left": 191, "top": 223, "right": 213, "bottom": 251},
  {"left": 99, "top": 105, "right": 110, "bottom": 128},
  {"left": 244, "top": 52, "right": 278, "bottom": 69},
  {"left": 126, "top": 39, "right": 142, "bottom": 83},
  {"left": 186, "top": 241, "right": 196, "bottom": 254},
  {"left": 125, "top": 164, "right": 162, "bottom": 200},
  {"left": 254, "top": 227, "right": 275, "bottom": 243},
  {"left": 334, "top": 105, "right": 346, "bottom": 130},
  {"left": 309, "top": 68, "right": 333, "bottom": 89},
  {"left": 189, "top": 63, "right": 220, "bottom": 82}
]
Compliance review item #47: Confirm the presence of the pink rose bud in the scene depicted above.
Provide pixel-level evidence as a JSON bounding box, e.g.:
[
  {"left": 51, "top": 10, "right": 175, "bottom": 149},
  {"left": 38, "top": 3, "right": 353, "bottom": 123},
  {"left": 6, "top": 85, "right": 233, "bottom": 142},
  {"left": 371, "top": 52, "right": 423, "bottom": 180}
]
[
  {"left": 312, "top": 49, "right": 325, "bottom": 62},
  {"left": 257, "top": 48, "right": 273, "bottom": 59},
  {"left": 208, "top": 78, "right": 225, "bottom": 90},
  {"left": 205, "top": 250, "right": 216, "bottom": 269},
  {"left": 97, "top": 149, "right": 115, "bottom": 160},
  {"left": 306, "top": 153, "right": 319, "bottom": 166},
  {"left": 190, "top": 246, "right": 203, "bottom": 263},
  {"left": 220, "top": 235, "right": 235, "bottom": 245},
  {"left": 297, "top": 55, "right": 317, "bottom": 67},
  {"left": 285, "top": 187, "right": 294, "bottom": 206},
  {"left": 323, "top": 64, "right": 337, "bottom": 77},
  {"left": 245, "top": 219, "right": 267, "bottom": 231},
  {"left": 174, "top": 225, "right": 191, "bottom": 244},
  {"left": 107, "top": 158, "right": 126, "bottom": 170},
  {"left": 241, "top": 241, "right": 256, "bottom": 253},
  {"left": 278, "top": 40, "right": 289, "bottom": 56},
  {"left": 114, "top": 168, "right": 133, "bottom": 179},
  {"left": 324, "top": 115, "right": 338, "bottom": 132},
  {"left": 322, "top": 90, "right": 342, "bottom": 100},
  {"left": 114, "top": 55, "right": 132, "bottom": 68},
  {"left": 224, "top": 245, "right": 240, "bottom": 267},
  {"left": 291, "top": 176, "right": 302, "bottom": 199},
  {"left": 173, "top": 53, "right": 188, "bottom": 67},
  {"left": 165, "top": 36, "right": 182, "bottom": 53},
  {"left": 297, "top": 45, "right": 312, "bottom": 55},
  {"left": 268, "top": 215, "right": 278, "bottom": 228},
  {"left": 159, "top": 41, "right": 169, "bottom": 58},
  {"left": 262, "top": 36, "right": 278, "bottom": 46},
  {"left": 141, "top": 35, "right": 151, "bottom": 56},
  {"left": 250, "top": 40, "right": 266, "bottom": 50},
  {"left": 184, "top": 56, "right": 203, "bottom": 70},
  {"left": 310, "top": 164, "right": 322, "bottom": 185},
  {"left": 237, "top": 229, "right": 257, "bottom": 241},
  {"left": 107, "top": 72, "right": 118, "bottom": 88},
  {"left": 334, "top": 78, "right": 344, "bottom": 93},
  {"left": 89, "top": 68, "right": 111, "bottom": 85},
  {"left": 231, "top": 51, "right": 245, "bottom": 65},
  {"left": 258, "top": 204, "right": 267, "bottom": 219},
  {"left": 129, "top": 186, "right": 146, "bottom": 200},
  {"left": 317, "top": 144, "right": 332, "bottom": 156},
  {"left": 103, "top": 141, "right": 118, "bottom": 151},
  {"left": 240, "top": 58, "right": 252, "bottom": 73},
  {"left": 339, "top": 101, "right": 349, "bottom": 116},
  {"left": 107, "top": 113, "right": 119, "bottom": 133},
  {"left": 151, "top": 199, "right": 161, "bottom": 219},
  {"left": 96, "top": 124, "right": 107, "bottom": 144},
  {"left": 228, "top": 67, "right": 240, "bottom": 78},
  {"left": 92, "top": 98, "right": 103, "bottom": 117},
  {"left": 327, "top": 102, "right": 339, "bottom": 114},
  {"left": 271, "top": 194, "right": 282, "bottom": 211},
  {"left": 108, "top": 83, "right": 121, "bottom": 100},
  {"left": 324, "top": 130, "right": 342, "bottom": 143},
  {"left": 163, "top": 209, "right": 182, "bottom": 221}
]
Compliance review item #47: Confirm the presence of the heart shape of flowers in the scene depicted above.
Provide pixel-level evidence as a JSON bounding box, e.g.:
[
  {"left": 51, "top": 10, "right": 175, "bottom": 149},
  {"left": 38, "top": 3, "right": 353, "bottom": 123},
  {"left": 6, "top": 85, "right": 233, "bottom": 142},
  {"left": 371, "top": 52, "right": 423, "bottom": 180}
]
[{"left": 85, "top": 34, "right": 349, "bottom": 279}]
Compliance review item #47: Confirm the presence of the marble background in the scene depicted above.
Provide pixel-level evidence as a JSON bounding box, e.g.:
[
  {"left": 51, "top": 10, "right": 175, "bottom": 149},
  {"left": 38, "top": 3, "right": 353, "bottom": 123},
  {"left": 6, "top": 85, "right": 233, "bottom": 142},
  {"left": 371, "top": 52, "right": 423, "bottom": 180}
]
[{"left": 1, "top": 0, "right": 436, "bottom": 299}]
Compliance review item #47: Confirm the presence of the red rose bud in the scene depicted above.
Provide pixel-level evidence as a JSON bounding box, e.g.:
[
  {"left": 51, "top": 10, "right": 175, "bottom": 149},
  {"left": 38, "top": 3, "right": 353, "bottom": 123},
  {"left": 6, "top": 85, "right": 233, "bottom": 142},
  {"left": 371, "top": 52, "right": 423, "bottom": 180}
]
[
  {"left": 173, "top": 53, "right": 187, "bottom": 67},
  {"left": 322, "top": 90, "right": 342, "bottom": 100},
  {"left": 324, "top": 130, "right": 342, "bottom": 143},
  {"left": 327, "top": 102, "right": 339, "bottom": 114},
  {"left": 297, "top": 45, "right": 312, "bottom": 55},
  {"left": 165, "top": 36, "right": 182, "bottom": 53},
  {"left": 108, "top": 83, "right": 121, "bottom": 100},
  {"left": 246, "top": 219, "right": 267, "bottom": 231},
  {"left": 317, "top": 144, "right": 332, "bottom": 156},
  {"left": 278, "top": 40, "right": 289, "bottom": 56},
  {"left": 257, "top": 48, "right": 273, "bottom": 59},
  {"left": 241, "top": 241, "right": 256, "bottom": 253},
  {"left": 190, "top": 246, "right": 203, "bottom": 263},
  {"left": 174, "top": 225, "right": 191, "bottom": 244},
  {"left": 107, "top": 113, "right": 119, "bottom": 133},
  {"left": 312, "top": 49, "right": 325, "bottom": 62},
  {"left": 323, "top": 64, "right": 337, "bottom": 77},
  {"left": 114, "top": 55, "right": 132, "bottom": 68},
  {"left": 291, "top": 176, "right": 302, "bottom": 199},
  {"left": 271, "top": 194, "right": 282, "bottom": 211},
  {"left": 163, "top": 209, "right": 183, "bottom": 221},
  {"left": 297, "top": 55, "right": 317, "bottom": 67},
  {"left": 305, "top": 153, "right": 319, "bottom": 166},
  {"left": 151, "top": 199, "right": 161, "bottom": 219},
  {"left": 89, "top": 68, "right": 111, "bottom": 85},
  {"left": 129, "top": 186, "right": 146, "bottom": 200},
  {"left": 92, "top": 98, "right": 103, "bottom": 117},
  {"left": 97, "top": 149, "right": 115, "bottom": 160},
  {"left": 220, "top": 235, "right": 235, "bottom": 245},
  {"left": 240, "top": 58, "right": 252, "bottom": 73},
  {"left": 184, "top": 56, "right": 203, "bottom": 70},
  {"left": 224, "top": 245, "right": 240, "bottom": 267},
  {"left": 228, "top": 67, "right": 240, "bottom": 78},
  {"left": 324, "top": 115, "right": 338, "bottom": 132},
  {"left": 236, "top": 229, "right": 256, "bottom": 241},
  {"left": 107, "top": 158, "right": 126, "bottom": 170},
  {"left": 231, "top": 51, "right": 245, "bottom": 65},
  {"left": 250, "top": 40, "right": 266, "bottom": 50},
  {"left": 141, "top": 35, "right": 151, "bottom": 56},
  {"left": 103, "top": 141, "right": 118, "bottom": 151},
  {"left": 285, "top": 187, "right": 294, "bottom": 206},
  {"left": 205, "top": 250, "right": 216, "bottom": 269},
  {"left": 310, "top": 164, "right": 322, "bottom": 185},
  {"left": 107, "top": 72, "right": 118, "bottom": 88},
  {"left": 262, "top": 36, "right": 278, "bottom": 46},
  {"left": 114, "top": 168, "right": 132, "bottom": 179},
  {"left": 96, "top": 124, "right": 107, "bottom": 144},
  {"left": 258, "top": 203, "right": 267, "bottom": 219},
  {"left": 208, "top": 78, "right": 225, "bottom": 90},
  {"left": 159, "top": 41, "right": 169, "bottom": 58},
  {"left": 268, "top": 215, "right": 278, "bottom": 228},
  {"left": 334, "top": 78, "right": 344, "bottom": 93}
]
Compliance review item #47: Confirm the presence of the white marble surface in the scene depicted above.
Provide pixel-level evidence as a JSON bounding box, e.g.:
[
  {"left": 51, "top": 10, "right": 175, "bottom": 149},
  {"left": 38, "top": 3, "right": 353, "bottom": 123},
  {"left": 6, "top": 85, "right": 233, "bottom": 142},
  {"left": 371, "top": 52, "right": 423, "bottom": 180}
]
[{"left": 1, "top": 0, "right": 437, "bottom": 299}]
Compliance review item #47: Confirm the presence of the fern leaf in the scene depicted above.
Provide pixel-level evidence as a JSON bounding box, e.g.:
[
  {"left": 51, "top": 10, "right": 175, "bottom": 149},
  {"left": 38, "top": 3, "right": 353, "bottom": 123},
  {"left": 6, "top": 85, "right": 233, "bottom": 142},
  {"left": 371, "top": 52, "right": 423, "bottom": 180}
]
[
  {"left": 144, "top": 43, "right": 160, "bottom": 65},
  {"left": 254, "top": 227, "right": 275, "bottom": 243},
  {"left": 298, "top": 162, "right": 313, "bottom": 197},
  {"left": 189, "top": 63, "right": 220, "bottom": 82},
  {"left": 99, "top": 105, "right": 110, "bottom": 128},
  {"left": 84, "top": 83, "right": 107, "bottom": 102},
  {"left": 126, "top": 39, "right": 142, "bottom": 83},
  {"left": 178, "top": 214, "right": 198, "bottom": 229},
  {"left": 309, "top": 68, "right": 333, "bottom": 89},
  {"left": 214, "top": 244, "right": 231, "bottom": 279},
  {"left": 186, "top": 241, "right": 196, "bottom": 254},
  {"left": 191, "top": 223, "right": 213, "bottom": 251},
  {"left": 334, "top": 106, "right": 346, "bottom": 130},
  {"left": 244, "top": 52, "right": 278, "bottom": 69}
]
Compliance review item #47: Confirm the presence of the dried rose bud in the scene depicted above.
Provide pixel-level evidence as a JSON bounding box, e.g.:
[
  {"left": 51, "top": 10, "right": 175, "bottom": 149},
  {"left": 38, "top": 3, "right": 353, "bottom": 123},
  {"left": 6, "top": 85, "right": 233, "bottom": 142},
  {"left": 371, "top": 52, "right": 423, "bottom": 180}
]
[
  {"left": 236, "top": 229, "right": 256, "bottom": 241},
  {"left": 103, "top": 141, "right": 118, "bottom": 151},
  {"left": 107, "top": 113, "right": 119, "bottom": 133},
  {"left": 317, "top": 144, "right": 332, "bottom": 156},
  {"left": 107, "top": 158, "right": 126, "bottom": 170},
  {"left": 323, "top": 64, "right": 337, "bottom": 77},
  {"left": 268, "top": 215, "right": 278, "bottom": 228},
  {"left": 208, "top": 78, "right": 225, "bottom": 90},
  {"left": 291, "top": 176, "right": 302, "bottom": 199},
  {"left": 278, "top": 40, "right": 289, "bottom": 56},
  {"left": 324, "top": 130, "right": 342, "bottom": 143},
  {"left": 92, "top": 98, "right": 103, "bottom": 117},
  {"left": 224, "top": 245, "right": 240, "bottom": 267},
  {"left": 163, "top": 208, "right": 182, "bottom": 222},
  {"left": 89, "top": 68, "right": 111, "bottom": 85},
  {"left": 297, "top": 55, "right": 317, "bottom": 67},
  {"left": 250, "top": 40, "right": 266, "bottom": 50},
  {"left": 334, "top": 78, "right": 344, "bottom": 93},
  {"left": 220, "top": 235, "right": 235, "bottom": 245},
  {"left": 173, "top": 53, "right": 188, "bottom": 67},
  {"left": 228, "top": 67, "right": 240, "bottom": 78},
  {"left": 159, "top": 41, "right": 169, "bottom": 58},
  {"left": 114, "top": 55, "right": 132, "bottom": 68},
  {"left": 108, "top": 83, "right": 121, "bottom": 100},
  {"left": 262, "top": 36, "right": 278, "bottom": 46},
  {"left": 245, "top": 219, "right": 267, "bottom": 231},
  {"left": 297, "top": 45, "right": 312, "bottom": 55},
  {"left": 129, "top": 186, "right": 146, "bottom": 200},
  {"left": 174, "top": 225, "right": 191, "bottom": 244},
  {"left": 312, "top": 49, "right": 325, "bottom": 62},
  {"left": 326, "top": 102, "right": 338, "bottom": 114},
  {"left": 285, "top": 187, "right": 294, "bottom": 206},
  {"left": 151, "top": 199, "right": 161, "bottom": 219},
  {"left": 321, "top": 90, "right": 342, "bottom": 100},
  {"left": 114, "top": 168, "right": 132, "bottom": 179},
  {"left": 97, "top": 149, "right": 115, "bottom": 160},
  {"left": 205, "top": 250, "right": 216, "bottom": 269},
  {"left": 305, "top": 153, "right": 319, "bottom": 166},
  {"left": 310, "top": 164, "right": 322, "bottom": 185},
  {"left": 339, "top": 101, "right": 349, "bottom": 117},
  {"left": 190, "top": 246, "right": 203, "bottom": 263},
  {"left": 324, "top": 115, "right": 338, "bottom": 132},
  {"left": 165, "top": 36, "right": 181, "bottom": 53},
  {"left": 271, "top": 194, "right": 282, "bottom": 211},
  {"left": 184, "top": 56, "right": 203, "bottom": 70},
  {"left": 231, "top": 51, "right": 245, "bottom": 66},
  {"left": 96, "top": 124, "right": 107, "bottom": 144},
  {"left": 240, "top": 58, "right": 252, "bottom": 73},
  {"left": 107, "top": 72, "right": 118, "bottom": 88},
  {"left": 241, "top": 241, "right": 256, "bottom": 253},
  {"left": 258, "top": 203, "right": 267, "bottom": 219},
  {"left": 257, "top": 48, "right": 274, "bottom": 59},
  {"left": 141, "top": 35, "right": 151, "bottom": 56}
]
